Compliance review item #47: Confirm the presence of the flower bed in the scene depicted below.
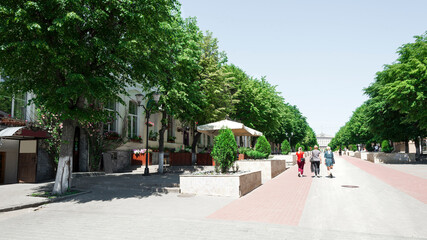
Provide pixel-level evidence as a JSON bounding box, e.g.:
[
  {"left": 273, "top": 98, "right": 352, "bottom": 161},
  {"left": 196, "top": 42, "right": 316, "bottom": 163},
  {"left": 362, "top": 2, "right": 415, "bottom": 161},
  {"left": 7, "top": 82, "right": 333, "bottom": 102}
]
[
  {"left": 170, "top": 152, "right": 192, "bottom": 166},
  {"left": 196, "top": 153, "right": 215, "bottom": 166},
  {"left": 180, "top": 171, "right": 261, "bottom": 197}
]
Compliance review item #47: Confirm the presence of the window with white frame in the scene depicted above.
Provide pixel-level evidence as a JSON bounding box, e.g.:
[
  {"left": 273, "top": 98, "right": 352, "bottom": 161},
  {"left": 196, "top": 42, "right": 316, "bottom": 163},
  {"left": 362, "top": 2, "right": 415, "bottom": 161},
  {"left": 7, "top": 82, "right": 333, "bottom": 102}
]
[
  {"left": 13, "top": 92, "right": 27, "bottom": 120},
  {"left": 128, "top": 100, "right": 138, "bottom": 138},
  {"left": 103, "top": 101, "right": 117, "bottom": 133}
]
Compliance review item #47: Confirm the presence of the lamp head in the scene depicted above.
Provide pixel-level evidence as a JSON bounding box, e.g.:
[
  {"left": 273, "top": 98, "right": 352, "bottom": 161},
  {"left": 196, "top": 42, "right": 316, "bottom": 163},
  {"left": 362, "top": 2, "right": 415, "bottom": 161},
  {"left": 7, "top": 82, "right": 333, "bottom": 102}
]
[
  {"left": 153, "top": 92, "right": 160, "bottom": 103},
  {"left": 135, "top": 93, "right": 143, "bottom": 105}
]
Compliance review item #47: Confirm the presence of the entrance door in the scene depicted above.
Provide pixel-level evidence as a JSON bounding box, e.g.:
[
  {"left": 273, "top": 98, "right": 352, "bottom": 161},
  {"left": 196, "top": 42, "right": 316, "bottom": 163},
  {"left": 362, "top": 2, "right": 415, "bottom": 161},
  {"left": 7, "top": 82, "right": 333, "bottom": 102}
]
[
  {"left": 18, "top": 153, "right": 36, "bottom": 183},
  {"left": 0, "top": 152, "right": 5, "bottom": 184},
  {"left": 73, "top": 127, "right": 80, "bottom": 172},
  {"left": 183, "top": 130, "right": 189, "bottom": 146}
]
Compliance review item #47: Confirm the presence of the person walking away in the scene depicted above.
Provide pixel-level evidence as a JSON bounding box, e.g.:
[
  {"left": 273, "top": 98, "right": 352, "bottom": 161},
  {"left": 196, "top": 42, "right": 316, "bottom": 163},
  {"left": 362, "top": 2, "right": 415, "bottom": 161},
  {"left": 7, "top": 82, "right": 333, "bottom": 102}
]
[
  {"left": 324, "top": 146, "right": 335, "bottom": 177},
  {"left": 311, "top": 145, "right": 321, "bottom": 177},
  {"left": 296, "top": 147, "right": 305, "bottom": 177},
  {"left": 339, "top": 147, "right": 342, "bottom": 156}
]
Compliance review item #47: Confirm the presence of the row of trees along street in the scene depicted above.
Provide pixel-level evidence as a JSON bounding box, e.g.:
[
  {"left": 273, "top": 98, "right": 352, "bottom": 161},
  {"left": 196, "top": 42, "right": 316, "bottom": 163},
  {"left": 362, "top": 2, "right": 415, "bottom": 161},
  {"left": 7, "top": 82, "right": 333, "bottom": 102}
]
[
  {"left": 0, "top": 0, "right": 317, "bottom": 194},
  {"left": 329, "top": 32, "right": 427, "bottom": 161}
]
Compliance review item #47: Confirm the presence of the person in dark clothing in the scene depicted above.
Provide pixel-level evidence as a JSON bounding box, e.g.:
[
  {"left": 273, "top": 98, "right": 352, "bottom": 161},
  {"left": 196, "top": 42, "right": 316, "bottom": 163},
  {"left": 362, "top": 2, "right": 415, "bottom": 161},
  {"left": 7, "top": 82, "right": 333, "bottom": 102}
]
[{"left": 311, "top": 145, "right": 322, "bottom": 177}]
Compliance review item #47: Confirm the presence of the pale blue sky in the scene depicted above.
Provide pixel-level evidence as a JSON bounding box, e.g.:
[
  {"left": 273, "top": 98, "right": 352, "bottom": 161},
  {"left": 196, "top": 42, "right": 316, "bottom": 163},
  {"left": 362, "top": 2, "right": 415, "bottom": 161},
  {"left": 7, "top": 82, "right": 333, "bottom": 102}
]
[{"left": 180, "top": 0, "right": 427, "bottom": 136}]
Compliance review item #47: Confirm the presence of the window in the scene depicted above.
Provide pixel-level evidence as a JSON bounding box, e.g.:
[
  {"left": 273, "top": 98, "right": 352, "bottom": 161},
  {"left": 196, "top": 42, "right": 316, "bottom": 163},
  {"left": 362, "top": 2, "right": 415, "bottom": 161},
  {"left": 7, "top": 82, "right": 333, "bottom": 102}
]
[
  {"left": 128, "top": 100, "right": 138, "bottom": 138},
  {"left": 103, "top": 101, "right": 117, "bottom": 133},
  {"left": 13, "top": 92, "right": 26, "bottom": 120},
  {"left": 167, "top": 115, "right": 174, "bottom": 139}
]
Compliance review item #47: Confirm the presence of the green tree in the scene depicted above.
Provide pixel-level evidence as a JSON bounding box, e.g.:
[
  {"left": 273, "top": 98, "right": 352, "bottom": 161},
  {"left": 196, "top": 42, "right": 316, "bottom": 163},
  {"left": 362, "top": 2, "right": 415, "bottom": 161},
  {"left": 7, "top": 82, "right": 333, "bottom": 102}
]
[
  {"left": 255, "top": 135, "right": 271, "bottom": 157},
  {"left": 281, "top": 139, "right": 291, "bottom": 154},
  {"left": 211, "top": 128, "right": 237, "bottom": 173},
  {"left": 295, "top": 143, "right": 304, "bottom": 151},
  {"left": 0, "top": 0, "right": 178, "bottom": 194},
  {"left": 189, "top": 32, "right": 232, "bottom": 160}
]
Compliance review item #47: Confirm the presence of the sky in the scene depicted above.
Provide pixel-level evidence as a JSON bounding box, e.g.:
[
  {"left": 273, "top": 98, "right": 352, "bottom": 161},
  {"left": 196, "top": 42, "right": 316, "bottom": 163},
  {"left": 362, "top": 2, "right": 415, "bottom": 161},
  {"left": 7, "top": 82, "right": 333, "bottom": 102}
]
[{"left": 179, "top": 0, "right": 427, "bottom": 136}]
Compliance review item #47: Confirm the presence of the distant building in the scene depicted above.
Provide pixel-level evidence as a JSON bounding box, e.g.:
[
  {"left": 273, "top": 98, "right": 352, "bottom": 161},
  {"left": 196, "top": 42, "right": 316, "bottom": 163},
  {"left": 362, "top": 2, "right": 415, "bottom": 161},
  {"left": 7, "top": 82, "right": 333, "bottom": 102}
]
[{"left": 316, "top": 133, "right": 333, "bottom": 150}]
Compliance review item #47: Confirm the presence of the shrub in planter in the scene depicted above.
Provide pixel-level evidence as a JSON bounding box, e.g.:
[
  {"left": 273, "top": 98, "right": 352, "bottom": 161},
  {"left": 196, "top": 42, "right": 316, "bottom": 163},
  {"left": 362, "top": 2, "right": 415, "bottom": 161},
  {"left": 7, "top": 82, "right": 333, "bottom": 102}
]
[
  {"left": 381, "top": 140, "right": 393, "bottom": 153},
  {"left": 211, "top": 128, "right": 237, "bottom": 173},
  {"left": 295, "top": 143, "right": 304, "bottom": 151},
  {"left": 255, "top": 135, "right": 271, "bottom": 157},
  {"left": 238, "top": 147, "right": 251, "bottom": 155},
  {"left": 281, "top": 139, "right": 291, "bottom": 154},
  {"left": 246, "top": 150, "right": 267, "bottom": 159}
]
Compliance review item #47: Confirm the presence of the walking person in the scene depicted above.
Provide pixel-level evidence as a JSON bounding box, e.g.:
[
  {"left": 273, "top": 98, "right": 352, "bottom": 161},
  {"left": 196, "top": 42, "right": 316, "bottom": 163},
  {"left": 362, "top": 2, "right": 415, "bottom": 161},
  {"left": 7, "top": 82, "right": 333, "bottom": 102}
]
[
  {"left": 324, "top": 146, "right": 335, "bottom": 178},
  {"left": 296, "top": 147, "right": 305, "bottom": 177},
  {"left": 311, "top": 145, "right": 321, "bottom": 177}
]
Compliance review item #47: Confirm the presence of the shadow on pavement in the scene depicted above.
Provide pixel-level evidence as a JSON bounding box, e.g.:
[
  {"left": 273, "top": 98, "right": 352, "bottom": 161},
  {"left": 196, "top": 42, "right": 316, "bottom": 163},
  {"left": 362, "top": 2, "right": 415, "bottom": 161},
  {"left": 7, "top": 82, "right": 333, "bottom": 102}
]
[{"left": 31, "top": 172, "right": 182, "bottom": 204}]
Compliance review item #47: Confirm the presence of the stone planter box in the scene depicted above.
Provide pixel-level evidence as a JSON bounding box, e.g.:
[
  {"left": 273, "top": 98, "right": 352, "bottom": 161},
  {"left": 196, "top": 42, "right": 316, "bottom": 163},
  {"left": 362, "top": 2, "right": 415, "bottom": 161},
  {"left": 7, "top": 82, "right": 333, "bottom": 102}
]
[
  {"left": 196, "top": 153, "right": 215, "bottom": 166},
  {"left": 354, "top": 152, "right": 361, "bottom": 158},
  {"left": 132, "top": 153, "right": 152, "bottom": 165},
  {"left": 361, "top": 152, "right": 378, "bottom": 162},
  {"left": 279, "top": 154, "right": 297, "bottom": 166},
  {"left": 373, "top": 153, "right": 416, "bottom": 164},
  {"left": 103, "top": 150, "right": 131, "bottom": 173},
  {"left": 170, "top": 152, "right": 192, "bottom": 166},
  {"left": 180, "top": 171, "right": 261, "bottom": 197},
  {"left": 237, "top": 159, "right": 286, "bottom": 184}
]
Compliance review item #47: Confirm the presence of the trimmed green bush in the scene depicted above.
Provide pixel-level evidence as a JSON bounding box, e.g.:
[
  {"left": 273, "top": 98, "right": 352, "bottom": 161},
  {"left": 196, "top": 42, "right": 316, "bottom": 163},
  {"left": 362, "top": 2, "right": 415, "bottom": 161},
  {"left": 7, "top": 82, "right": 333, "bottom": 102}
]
[
  {"left": 381, "top": 140, "right": 393, "bottom": 153},
  {"left": 211, "top": 128, "right": 238, "bottom": 173},
  {"left": 238, "top": 147, "right": 251, "bottom": 155},
  {"left": 246, "top": 150, "right": 267, "bottom": 159},
  {"left": 281, "top": 139, "right": 291, "bottom": 155},
  {"left": 255, "top": 135, "right": 271, "bottom": 157}
]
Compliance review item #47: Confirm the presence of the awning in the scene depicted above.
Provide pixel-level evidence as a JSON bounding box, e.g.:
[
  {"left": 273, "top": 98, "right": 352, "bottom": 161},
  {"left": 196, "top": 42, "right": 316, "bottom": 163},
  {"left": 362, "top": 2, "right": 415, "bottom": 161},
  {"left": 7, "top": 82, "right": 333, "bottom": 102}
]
[
  {"left": 197, "top": 119, "right": 263, "bottom": 137},
  {"left": 0, "top": 127, "right": 50, "bottom": 140}
]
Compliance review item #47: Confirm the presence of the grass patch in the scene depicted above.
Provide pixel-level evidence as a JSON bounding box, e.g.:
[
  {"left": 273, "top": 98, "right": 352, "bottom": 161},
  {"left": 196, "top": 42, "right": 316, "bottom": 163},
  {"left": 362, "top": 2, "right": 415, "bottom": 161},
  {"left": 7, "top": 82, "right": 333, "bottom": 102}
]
[{"left": 31, "top": 190, "right": 81, "bottom": 199}]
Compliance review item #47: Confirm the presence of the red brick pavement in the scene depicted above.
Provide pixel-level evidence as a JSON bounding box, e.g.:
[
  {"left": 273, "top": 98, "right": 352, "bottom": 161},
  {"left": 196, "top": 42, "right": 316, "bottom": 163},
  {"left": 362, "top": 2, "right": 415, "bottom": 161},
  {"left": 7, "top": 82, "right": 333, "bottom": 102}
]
[
  {"left": 342, "top": 155, "right": 427, "bottom": 204},
  {"left": 208, "top": 161, "right": 313, "bottom": 225}
]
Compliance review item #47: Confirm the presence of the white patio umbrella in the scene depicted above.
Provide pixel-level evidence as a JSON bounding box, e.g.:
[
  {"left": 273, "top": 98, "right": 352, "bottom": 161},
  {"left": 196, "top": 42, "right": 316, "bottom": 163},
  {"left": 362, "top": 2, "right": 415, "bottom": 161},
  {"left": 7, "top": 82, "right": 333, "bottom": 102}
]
[{"left": 197, "top": 119, "right": 263, "bottom": 137}]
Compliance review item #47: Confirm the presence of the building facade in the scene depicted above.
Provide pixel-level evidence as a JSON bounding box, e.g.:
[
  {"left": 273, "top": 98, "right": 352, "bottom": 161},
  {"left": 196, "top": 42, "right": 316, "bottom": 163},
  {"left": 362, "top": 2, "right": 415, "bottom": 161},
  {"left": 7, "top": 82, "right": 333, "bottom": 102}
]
[{"left": 316, "top": 133, "right": 333, "bottom": 150}]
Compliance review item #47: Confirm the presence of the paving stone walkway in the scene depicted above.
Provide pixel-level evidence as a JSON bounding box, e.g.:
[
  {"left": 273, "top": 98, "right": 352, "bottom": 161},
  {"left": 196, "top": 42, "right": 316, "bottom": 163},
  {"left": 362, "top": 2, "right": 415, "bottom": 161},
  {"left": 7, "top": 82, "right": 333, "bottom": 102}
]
[
  {"left": 0, "top": 155, "right": 426, "bottom": 239},
  {"left": 208, "top": 160, "right": 312, "bottom": 225}
]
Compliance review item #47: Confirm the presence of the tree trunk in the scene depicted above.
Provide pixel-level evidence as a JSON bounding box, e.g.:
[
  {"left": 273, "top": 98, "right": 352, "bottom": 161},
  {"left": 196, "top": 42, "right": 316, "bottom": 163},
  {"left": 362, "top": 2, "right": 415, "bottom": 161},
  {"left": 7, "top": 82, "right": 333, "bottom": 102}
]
[
  {"left": 52, "top": 119, "right": 76, "bottom": 195},
  {"left": 405, "top": 139, "right": 409, "bottom": 153},
  {"left": 157, "top": 110, "right": 167, "bottom": 173},
  {"left": 192, "top": 131, "right": 202, "bottom": 165},
  {"left": 414, "top": 137, "right": 421, "bottom": 161}
]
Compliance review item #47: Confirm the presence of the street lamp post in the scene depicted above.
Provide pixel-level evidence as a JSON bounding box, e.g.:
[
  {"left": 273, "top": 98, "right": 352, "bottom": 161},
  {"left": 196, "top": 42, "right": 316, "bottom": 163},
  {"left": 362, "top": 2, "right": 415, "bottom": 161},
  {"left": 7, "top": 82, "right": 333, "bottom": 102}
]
[{"left": 135, "top": 92, "right": 160, "bottom": 176}]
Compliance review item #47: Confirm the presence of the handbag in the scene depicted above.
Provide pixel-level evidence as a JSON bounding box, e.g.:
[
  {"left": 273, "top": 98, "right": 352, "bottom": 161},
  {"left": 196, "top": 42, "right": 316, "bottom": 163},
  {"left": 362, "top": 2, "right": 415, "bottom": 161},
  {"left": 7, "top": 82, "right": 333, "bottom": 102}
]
[{"left": 301, "top": 157, "right": 305, "bottom": 162}]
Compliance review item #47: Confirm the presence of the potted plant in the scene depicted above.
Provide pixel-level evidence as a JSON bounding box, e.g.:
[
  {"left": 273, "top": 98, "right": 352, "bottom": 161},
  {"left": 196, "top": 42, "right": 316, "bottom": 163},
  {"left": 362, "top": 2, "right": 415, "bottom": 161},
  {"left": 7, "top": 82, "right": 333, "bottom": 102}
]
[
  {"left": 129, "top": 135, "right": 142, "bottom": 143},
  {"left": 145, "top": 121, "right": 154, "bottom": 127},
  {"left": 167, "top": 135, "right": 176, "bottom": 143},
  {"left": 148, "top": 130, "right": 159, "bottom": 141},
  {"left": 104, "top": 131, "right": 120, "bottom": 140},
  {"left": 132, "top": 149, "right": 152, "bottom": 165}
]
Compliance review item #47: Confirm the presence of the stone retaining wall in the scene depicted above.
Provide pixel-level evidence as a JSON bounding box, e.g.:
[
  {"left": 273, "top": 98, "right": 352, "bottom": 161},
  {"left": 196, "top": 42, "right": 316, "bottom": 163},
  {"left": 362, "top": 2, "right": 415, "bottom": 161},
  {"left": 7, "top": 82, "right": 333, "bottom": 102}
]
[
  {"left": 237, "top": 160, "right": 286, "bottom": 184},
  {"left": 179, "top": 171, "right": 261, "bottom": 197},
  {"left": 373, "top": 153, "right": 416, "bottom": 164}
]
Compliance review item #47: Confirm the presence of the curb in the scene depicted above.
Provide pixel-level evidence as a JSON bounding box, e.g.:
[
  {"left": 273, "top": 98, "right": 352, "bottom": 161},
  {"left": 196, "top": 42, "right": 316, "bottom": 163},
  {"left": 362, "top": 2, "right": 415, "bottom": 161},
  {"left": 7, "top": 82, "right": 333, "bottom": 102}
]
[{"left": 0, "top": 190, "right": 91, "bottom": 213}]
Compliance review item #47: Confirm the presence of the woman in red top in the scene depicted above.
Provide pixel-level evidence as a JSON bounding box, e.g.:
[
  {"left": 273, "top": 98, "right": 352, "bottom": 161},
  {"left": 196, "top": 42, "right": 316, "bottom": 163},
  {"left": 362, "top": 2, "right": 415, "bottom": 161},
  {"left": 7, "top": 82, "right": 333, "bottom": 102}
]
[{"left": 296, "top": 147, "right": 305, "bottom": 177}]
